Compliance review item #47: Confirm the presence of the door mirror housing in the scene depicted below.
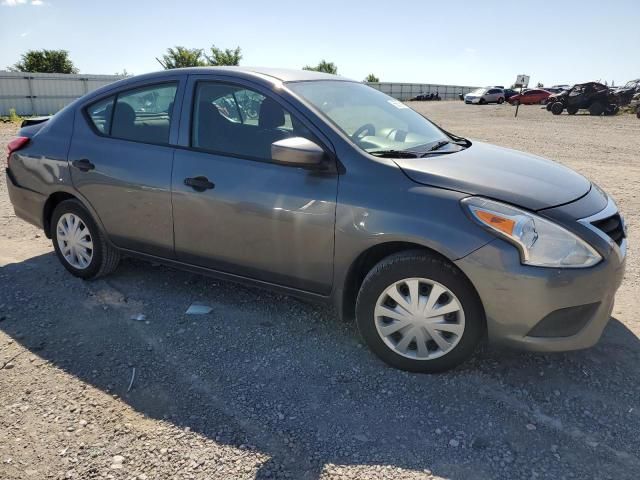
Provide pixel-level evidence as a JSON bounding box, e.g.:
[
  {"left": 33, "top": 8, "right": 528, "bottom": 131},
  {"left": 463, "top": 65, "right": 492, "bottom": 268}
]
[{"left": 271, "top": 137, "right": 325, "bottom": 168}]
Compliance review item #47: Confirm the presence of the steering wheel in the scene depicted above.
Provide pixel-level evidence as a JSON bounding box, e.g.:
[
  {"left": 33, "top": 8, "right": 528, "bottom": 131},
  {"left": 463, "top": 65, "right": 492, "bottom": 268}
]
[{"left": 352, "top": 123, "right": 375, "bottom": 141}]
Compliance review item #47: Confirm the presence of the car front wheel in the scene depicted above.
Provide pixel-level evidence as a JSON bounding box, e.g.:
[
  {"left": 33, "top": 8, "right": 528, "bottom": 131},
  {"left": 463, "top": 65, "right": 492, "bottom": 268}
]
[
  {"left": 355, "top": 251, "right": 484, "bottom": 373},
  {"left": 51, "top": 199, "right": 120, "bottom": 279}
]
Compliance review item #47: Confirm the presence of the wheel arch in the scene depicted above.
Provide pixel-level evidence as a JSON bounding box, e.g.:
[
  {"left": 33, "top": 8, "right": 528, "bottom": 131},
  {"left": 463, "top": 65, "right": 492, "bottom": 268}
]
[
  {"left": 42, "top": 190, "right": 108, "bottom": 240},
  {"left": 337, "top": 241, "right": 481, "bottom": 323}
]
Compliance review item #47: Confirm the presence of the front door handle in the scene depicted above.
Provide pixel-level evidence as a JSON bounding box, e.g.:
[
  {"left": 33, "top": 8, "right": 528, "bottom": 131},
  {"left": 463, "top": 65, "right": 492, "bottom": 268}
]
[
  {"left": 72, "top": 159, "right": 95, "bottom": 172},
  {"left": 184, "top": 176, "right": 215, "bottom": 192}
]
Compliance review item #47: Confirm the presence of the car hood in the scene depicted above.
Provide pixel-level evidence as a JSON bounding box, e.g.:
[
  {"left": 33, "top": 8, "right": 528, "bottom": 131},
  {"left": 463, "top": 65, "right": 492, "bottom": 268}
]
[{"left": 394, "top": 141, "right": 591, "bottom": 211}]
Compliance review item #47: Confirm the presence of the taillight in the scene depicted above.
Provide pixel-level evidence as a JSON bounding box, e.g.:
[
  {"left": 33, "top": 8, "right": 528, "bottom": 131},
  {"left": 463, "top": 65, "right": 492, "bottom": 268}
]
[{"left": 6, "top": 136, "right": 29, "bottom": 168}]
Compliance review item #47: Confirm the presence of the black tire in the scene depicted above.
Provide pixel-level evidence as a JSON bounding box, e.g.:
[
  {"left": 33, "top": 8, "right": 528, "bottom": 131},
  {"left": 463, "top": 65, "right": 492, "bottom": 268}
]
[
  {"left": 551, "top": 102, "right": 564, "bottom": 115},
  {"left": 604, "top": 104, "right": 619, "bottom": 116},
  {"left": 637, "top": 109, "right": 640, "bottom": 119},
  {"left": 567, "top": 106, "right": 579, "bottom": 115},
  {"left": 355, "top": 250, "right": 485, "bottom": 373},
  {"left": 51, "top": 199, "right": 120, "bottom": 279},
  {"left": 589, "top": 102, "right": 605, "bottom": 116},
  {"left": 546, "top": 102, "right": 553, "bottom": 111},
  {"left": 497, "top": 97, "right": 505, "bottom": 104},
  {"left": 479, "top": 98, "right": 486, "bottom": 105}
]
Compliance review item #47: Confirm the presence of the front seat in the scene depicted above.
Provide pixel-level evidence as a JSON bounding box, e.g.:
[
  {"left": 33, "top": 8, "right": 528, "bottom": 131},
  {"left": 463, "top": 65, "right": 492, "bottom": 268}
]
[
  {"left": 257, "top": 98, "right": 289, "bottom": 157},
  {"left": 111, "top": 102, "right": 136, "bottom": 140},
  {"left": 196, "top": 101, "right": 233, "bottom": 151},
  {"left": 258, "top": 98, "right": 286, "bottom": 130}
]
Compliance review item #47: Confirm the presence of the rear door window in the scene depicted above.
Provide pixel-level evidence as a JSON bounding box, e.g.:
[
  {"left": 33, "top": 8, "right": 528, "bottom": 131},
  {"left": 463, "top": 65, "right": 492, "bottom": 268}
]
[{"left": 86, "top": 83, "right": 178, "bottom": 145}]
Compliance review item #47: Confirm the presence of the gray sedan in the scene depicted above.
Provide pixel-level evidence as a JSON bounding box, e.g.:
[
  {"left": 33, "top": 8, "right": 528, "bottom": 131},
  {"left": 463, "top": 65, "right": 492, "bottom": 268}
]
[{"left": 6, "top": 67, "right": 627, "bottom": 372}]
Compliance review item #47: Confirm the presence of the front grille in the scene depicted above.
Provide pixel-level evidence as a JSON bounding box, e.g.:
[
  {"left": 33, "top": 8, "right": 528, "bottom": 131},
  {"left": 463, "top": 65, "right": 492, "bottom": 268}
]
[{"left": 592, "top": 213, "right": 625, "bottom": 245}]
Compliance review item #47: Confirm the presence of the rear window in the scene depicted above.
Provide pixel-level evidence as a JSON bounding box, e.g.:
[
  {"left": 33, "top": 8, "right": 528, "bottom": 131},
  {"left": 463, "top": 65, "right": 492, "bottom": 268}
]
[{"left": 86, "top": 82, "right": 178, "bottom": 145}]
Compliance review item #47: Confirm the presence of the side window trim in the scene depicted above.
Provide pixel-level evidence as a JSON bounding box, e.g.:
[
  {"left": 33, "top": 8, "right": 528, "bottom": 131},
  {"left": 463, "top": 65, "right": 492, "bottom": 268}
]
[{"left": 82, "top": 79, "right": 183, "bottom": 147}]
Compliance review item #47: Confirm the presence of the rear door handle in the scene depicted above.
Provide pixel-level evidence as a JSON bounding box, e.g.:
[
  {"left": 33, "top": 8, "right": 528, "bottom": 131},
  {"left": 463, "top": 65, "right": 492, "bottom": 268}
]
[
  {"left": 72, "top": 159, "right": 95, "bottom": 172},
  {"left": 184, "top": 176, "right": 215, "bottom": 192}
]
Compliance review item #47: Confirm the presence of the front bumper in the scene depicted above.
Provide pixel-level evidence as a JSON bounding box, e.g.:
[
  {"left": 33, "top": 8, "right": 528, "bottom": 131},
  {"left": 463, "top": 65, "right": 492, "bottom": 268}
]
[
  {"left": 465, "top": 97, "right": 480, "bottom": 104},
  {"left": 6, "top": 169, "right": 46, "bottom": 230},
  {"left": 455, "top": 223, "right": 626, "bottom": 352}
]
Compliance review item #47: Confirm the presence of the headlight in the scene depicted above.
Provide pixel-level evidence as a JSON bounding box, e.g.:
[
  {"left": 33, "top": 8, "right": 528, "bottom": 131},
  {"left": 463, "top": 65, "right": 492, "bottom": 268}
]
[{"left": 462, "top": 197, "right": 601, "bottom": 268}]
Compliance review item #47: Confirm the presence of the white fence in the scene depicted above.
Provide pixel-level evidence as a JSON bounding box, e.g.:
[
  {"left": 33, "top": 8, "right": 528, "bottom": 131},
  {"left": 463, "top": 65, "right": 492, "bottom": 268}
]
[
  {"left": 0, "top": 71, "right": 125, "bottom": 116},
  {"left": 0, "top": 72, "right": 479, "bottom": 116},
  {"left": 367, "top": 82, "right": 478, "bottom": 100}
]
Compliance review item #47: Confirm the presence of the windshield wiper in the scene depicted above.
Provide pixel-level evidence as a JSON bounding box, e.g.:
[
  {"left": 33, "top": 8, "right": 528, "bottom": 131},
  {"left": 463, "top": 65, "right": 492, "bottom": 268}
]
[
  {"left": 429, "top": 140, "right": 455, "bottom": 151},
  {"left": 368, "top": 149, "right": 419, "bottom": 158}
]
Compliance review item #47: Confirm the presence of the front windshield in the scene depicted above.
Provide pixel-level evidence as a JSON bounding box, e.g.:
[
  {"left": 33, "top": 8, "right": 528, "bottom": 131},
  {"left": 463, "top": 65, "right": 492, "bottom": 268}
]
[
  {"left": 287, "top": 80, "right": 448, "bottom": 154},
  {"left": 470, "top": 88, "right": 487, "bottom": 95}
]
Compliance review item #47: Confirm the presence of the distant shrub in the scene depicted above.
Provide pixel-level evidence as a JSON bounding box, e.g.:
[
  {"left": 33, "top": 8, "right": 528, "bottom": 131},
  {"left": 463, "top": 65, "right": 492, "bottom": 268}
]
[{"left": 0, "top": 108, "right": 24, "bottom": 124}]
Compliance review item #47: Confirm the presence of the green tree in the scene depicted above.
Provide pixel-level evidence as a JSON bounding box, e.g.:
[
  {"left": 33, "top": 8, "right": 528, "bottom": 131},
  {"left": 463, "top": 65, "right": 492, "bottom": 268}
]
[
  {"left": 205, "top": 45, "right": 242, "bottom": 66},
  {"left": 115, "top": 69, "right": 133, "bottom": 77},
  {"left": 10, "top": 49, "right": 78, "bottom": 74},
  {"left": 156, "top": 47, "right": 205, "bottom": 69},
  {"left": 364, "top": 73, "right": 379, "bottom": 82},
  {"left": 303, "top": 60, "right": 338, "bottom": 75}
]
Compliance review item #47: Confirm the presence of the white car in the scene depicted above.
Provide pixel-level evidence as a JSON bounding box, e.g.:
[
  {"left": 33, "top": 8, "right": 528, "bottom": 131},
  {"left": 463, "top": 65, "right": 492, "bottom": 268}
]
[{"left": 465, "top": 87, "right": 505, "bottom": 104}]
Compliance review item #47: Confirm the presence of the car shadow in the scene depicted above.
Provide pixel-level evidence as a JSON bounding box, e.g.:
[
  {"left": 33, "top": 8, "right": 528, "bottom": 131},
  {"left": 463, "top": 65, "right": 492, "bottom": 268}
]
[{"left": 2, "top": 252, "right": 640, "bottom": 479}]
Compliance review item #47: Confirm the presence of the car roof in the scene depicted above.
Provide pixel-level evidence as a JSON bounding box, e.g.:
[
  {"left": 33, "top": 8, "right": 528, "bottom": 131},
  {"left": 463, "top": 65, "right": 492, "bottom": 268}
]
[{"left": 122, "top": 66, "right": 352, "bottom": 83}]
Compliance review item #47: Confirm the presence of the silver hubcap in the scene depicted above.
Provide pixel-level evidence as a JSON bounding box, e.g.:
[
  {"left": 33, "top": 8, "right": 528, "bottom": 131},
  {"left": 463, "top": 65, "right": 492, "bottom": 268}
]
[
  {"left": 375, "top": 278, "right": 465, "bottom": 360},
  {"left": 56, "top": 213, "right": 94, "bottom": 270}
]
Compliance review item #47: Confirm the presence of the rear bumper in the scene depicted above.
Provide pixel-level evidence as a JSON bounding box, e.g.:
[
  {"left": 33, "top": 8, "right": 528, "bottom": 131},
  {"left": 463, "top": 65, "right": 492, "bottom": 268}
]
[
  {"left": 455, "top": 237, "right": 626, "bottom": 352},
  {"left": 6, "top": 169, "right": 46, "bottom": 230}
]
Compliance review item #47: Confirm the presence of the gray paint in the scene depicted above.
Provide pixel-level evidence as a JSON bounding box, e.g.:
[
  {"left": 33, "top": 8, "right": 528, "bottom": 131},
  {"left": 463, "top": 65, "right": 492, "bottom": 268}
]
[
  {"left": 394, "top": 142, "right": 592, "bottom": 211},
  {"left": 5, "top": 66, "right": 627, "bottom": 353}
]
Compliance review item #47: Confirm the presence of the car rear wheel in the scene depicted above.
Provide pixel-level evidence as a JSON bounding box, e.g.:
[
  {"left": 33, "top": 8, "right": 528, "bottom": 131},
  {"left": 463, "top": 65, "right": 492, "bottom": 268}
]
[
  {"left": 551, "top": 102, "right": 564, "bottom": 115},
  {"left": 51, "top": 199, "right": 120, "bottom": 279},
  {"left": 589, "top": 102, "right": 605, "bottom": 116},
  {"left": 355, "top": 251, "right": 484, "bottom": 373},
  {"left": 567, "top": 106, "right": 579, "bottom": 115}
]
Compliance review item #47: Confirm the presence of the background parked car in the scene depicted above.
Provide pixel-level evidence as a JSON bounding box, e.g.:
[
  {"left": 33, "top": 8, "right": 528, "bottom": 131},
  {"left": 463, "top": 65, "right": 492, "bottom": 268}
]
[
  {"left": 507, "top": 89, "right": 552, "bottom": 105},
  {"left": 464, "top": 87, "right": 505, "bottom": 104},
  {"left": 546, "top": 82, "right": 618, "bottom": 116},
  {"left": 503, "top": 88, "right": 519, "bottom": 101},
  {"left": 613, "top": 79, "right": 640, "bottom": 106},
  {"left": 411, "top": 92, "right": 441, "bottom": 101},
  {"left": 631, "top": 92, "right": 640, "bottom": 118}
]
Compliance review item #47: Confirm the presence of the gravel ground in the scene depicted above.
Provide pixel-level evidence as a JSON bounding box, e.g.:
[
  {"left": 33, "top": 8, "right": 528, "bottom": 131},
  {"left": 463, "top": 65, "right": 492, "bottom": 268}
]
[{"left": 1, "top": 104, "right": 639, "bottom": 480}]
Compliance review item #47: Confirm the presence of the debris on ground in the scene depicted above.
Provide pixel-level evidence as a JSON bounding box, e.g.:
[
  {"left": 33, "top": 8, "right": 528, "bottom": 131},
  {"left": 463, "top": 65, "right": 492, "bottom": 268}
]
[{"left": 185, "top": 304, "right": 213, "bottom": 315}]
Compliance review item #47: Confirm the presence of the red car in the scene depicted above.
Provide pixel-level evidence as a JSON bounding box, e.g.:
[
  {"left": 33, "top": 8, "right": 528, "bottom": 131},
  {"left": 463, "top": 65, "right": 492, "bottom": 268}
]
[{"left": 508, "top": 89, "right": 551, "bottom": 105}]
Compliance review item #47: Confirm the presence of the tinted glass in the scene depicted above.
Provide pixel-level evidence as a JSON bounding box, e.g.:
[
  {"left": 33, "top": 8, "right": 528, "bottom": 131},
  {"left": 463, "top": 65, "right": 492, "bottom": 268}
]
[
  {"left": 87, "top": 96, "right": 115, "bottom": 134},
  {"left": 288, "top": 81, "right": 447, "bottom": 154},
  {"left": 192, "top": 82, "right": 313, "bottom": 160},
  {"left": 110, "top": 83, "right": 177, "bottom": 144}
]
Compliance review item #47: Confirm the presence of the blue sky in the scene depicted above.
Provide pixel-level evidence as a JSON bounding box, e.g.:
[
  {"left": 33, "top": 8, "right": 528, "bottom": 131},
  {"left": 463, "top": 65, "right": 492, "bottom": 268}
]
[{"left": 1, "top": 0, "right": 638, "bottom": 87}]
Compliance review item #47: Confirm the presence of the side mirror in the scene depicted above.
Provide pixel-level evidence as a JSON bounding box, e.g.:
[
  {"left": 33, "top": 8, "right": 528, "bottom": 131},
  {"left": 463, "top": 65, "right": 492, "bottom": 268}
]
[{"left": 271, "top": 137, "right": 325, "bottom": 168}]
